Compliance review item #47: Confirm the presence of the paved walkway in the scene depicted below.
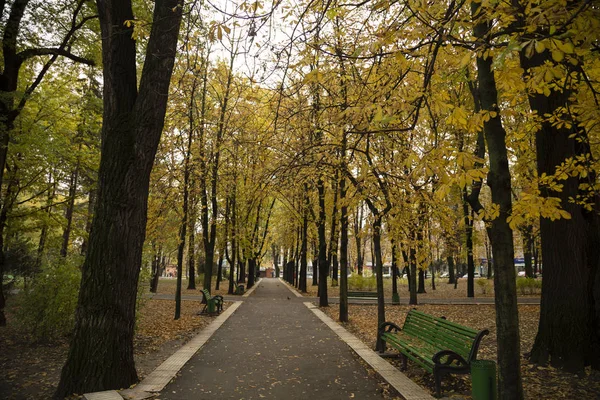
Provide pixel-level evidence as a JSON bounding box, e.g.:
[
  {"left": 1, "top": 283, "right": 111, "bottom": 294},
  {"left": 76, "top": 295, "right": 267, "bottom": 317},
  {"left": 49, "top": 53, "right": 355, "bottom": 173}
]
[{"left": 158, "top": 278, "right": 391, "bottom": 399}]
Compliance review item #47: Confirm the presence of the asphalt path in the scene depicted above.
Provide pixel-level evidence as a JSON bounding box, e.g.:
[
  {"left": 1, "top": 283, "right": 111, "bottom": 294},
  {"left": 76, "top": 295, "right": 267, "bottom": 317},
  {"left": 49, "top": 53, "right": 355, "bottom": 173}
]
[{"left": 158, "top": 278, "right": 388, "bottom": 400}]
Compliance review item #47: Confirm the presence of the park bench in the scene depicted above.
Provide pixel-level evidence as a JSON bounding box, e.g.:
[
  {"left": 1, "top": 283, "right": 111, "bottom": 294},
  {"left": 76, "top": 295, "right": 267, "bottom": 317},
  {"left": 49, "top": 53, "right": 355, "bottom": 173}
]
[
  {"left": 199, "top": 289, "right": 224, "bottom": 315},
  {"left": 347, "top": 290, "right": 378, "bottom": 299},
  {"left": 377, "top": 309, "right": 489, "bottom": 398},
  {"left": 233, "top": 282, "right": 245, "bottom": 295}
]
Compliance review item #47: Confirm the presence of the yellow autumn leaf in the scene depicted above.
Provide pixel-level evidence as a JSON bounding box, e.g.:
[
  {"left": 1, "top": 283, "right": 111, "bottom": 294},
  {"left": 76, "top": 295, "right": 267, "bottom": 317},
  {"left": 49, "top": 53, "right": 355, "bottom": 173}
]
[{"left": 551, "top": 50, "right": 564, "bottom": 62}]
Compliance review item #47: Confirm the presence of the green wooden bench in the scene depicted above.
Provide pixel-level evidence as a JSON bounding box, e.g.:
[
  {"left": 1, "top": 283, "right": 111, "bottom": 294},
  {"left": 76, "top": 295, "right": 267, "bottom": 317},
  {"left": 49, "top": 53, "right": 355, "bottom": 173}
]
[
  {"left": 377, "top": 309, "right": 489, "bottom": 398},
  {"left": 347, "top": 290, "right": 377, "bottom": 299},
  {"left": 199, "top": 289, "right": 224, "bottom": 315},
  {"left": 233, "top": 282, "right": 245, "bottom": 295}
]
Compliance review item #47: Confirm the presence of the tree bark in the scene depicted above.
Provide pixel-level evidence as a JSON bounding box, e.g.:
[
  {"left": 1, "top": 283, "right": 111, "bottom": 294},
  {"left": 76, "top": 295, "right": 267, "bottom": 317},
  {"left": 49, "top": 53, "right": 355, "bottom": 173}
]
[
  {"left": 61, "top": 165, "right": 80, "bottom": 257},
  {"left": 372, "top": 214, "right": 386, "bottom": 350},
  {"left": 317, "top": 176, "right": 329, "bottom": 307},
  {"left": 354, "top": 205, "right": 364, "bottom": 275},
  {"left": 521, "top": 43, "right": 600, "bottom": 373},
  {"left": 463, "top": 189, "right": 475, "bottom": 297},
  {"left": 473, "top": 3, "right": 523, "bottom": 397},
  {"left": 54, "top": 0, "right": 182, "bottom": 396},
  {"left": 299, "top": 188, "right": 309, "bottom": 293}
]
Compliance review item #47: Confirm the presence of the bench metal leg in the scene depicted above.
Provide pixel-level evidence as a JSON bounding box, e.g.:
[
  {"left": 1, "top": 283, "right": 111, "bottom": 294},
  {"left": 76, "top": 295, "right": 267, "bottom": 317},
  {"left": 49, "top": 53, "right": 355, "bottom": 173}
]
[
  {"left": 401, "top": 354, "right": 408, "bottom": 371},
  {"left": 433, "top": 368, "right": 443, "bottom": 398}
]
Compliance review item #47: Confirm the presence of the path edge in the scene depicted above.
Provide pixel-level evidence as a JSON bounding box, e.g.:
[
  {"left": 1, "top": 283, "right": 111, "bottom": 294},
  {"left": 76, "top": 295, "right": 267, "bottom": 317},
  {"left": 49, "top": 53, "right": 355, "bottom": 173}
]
[
  {"left": 278, "top": 277, "right": 304, "bottom": 297},
  {"left": 304, "top": 302, "right": 435, "bottom": 400},
  {"left": 83, "top": 301, "right": 244, "bottom": 400}
]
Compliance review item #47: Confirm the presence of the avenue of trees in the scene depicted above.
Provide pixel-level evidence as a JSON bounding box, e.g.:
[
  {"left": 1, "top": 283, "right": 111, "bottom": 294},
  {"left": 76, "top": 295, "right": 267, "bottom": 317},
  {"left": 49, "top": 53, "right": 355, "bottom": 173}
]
[{"left": 0, "top": 1, "right": 598, "bottom": 399}]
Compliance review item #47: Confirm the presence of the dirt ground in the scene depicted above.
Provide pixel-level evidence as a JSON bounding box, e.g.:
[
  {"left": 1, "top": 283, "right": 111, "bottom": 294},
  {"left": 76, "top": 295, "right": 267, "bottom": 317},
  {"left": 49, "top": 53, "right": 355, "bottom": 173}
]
[
  {"left": 0, "top": 290, "right": 224, "bottom": 400},
  {"left": 320, "top": 303, "right": 600, "bottom": 399}
]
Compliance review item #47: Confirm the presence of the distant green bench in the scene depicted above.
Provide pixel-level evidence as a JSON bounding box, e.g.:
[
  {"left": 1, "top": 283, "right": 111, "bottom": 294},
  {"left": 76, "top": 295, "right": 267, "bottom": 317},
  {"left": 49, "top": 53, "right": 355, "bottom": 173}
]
[
  {"left": 199, "top": 289, "right": 223, "bottom": 315},
  {"left": 378, "top": 309, "right": 489, "bottom": 398},
  {"left": 234, "top": 282, "right": 245, "bottom": 295},
  {"left": 347, "top": 290, "right": 377, "bottom": 299}
]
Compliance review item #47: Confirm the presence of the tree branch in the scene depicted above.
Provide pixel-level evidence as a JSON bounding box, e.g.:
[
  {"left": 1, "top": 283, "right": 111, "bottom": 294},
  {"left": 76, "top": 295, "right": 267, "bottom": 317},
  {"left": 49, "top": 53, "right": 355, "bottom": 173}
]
[{"left": 17, "top": 47, "right": 95, "bottom": 65}]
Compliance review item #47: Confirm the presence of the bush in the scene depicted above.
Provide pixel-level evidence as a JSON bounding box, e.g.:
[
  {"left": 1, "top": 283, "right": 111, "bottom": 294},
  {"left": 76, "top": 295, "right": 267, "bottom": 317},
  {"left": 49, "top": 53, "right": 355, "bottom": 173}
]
[
  {"left": 16, "top": 258, "right": 82, "bottom": 341},
  {"left": 348, "top": 274, "right": 377, "bottom": 291},
  {"left": 516, "top": 277, "right": 542, "bottom": 295},
  {"left": 476, "top": 279, "right": 490, "bottom": 294}
]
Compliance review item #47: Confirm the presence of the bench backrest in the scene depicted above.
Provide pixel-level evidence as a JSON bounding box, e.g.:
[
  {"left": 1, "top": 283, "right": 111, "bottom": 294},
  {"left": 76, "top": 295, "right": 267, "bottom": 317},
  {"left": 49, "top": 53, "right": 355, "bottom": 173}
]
[
  {"left": 201, "top": 289, "right": 212, "bottom": 300},
  {"left": 403, "top": 309, "right": 486, "bottom": 362}
]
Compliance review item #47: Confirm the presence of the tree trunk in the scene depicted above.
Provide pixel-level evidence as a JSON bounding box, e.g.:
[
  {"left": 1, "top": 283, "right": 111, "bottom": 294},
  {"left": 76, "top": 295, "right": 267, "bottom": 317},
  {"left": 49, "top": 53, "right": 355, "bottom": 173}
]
[
  {"left": 339, "top": 174, "right": 349, "bottom": 322},
  {"left": 247, "top": 258, "right": 256, "bottom": 288},
  {"left": 463, "top": 189, "right": 475, "bottom": 297},
  {"left": 522, "top": 225, "right": 533, "bottom": 278},
  {"left": 80, "top": 187, "right": 96, "bottom": 256},
  {"left": 354, "top": 205, "right": 364, "bottom": 275},
  {"left": 417, "top": 269, "right": 426, "bottom": 294},
  {"left": 521, "top": 44, "right": 600, "bottom": 373},
  {"left": 187, "top": 183, "right": 197, "bottom": 290},
  {"left": 37, "top": 172, "right": 57, "bottom": 265},
  {"left": 391, "top": 238, "right": 399, "bottom": 303},
  {"left": 149, "top": 243, "right": 160, "bottom": 293},
  {"left": 447, "top": 255, "right": 456, "bottom": 285},
  {"left": 299, "top": 189, "right": 309, "bottom": 293},
  {"left": 372, "top": 215, "right": 386, "bottom": 351},
  {"left": 328, "top": 175, "right": 339, "bottom": 284},
  {"left": 215, "top": 246, "right": 224, "bottom": 290},
  {"left": 473, "top": 3, "right": 523, "bottom": 397},
  {"left": 61, "top": 166, "right": 80, "bottom": 257},
  {"left": 54, "top": 0, "right": 183, "bottom": 396},
  {"left": 175, "top": 95, "right": 194, "bottom": 319},
  {"left": 317, "top": 177, "right": 328, "bottom": 307},
  {"left": 409, "top": 247, "right": 418, "bottom": 304}
]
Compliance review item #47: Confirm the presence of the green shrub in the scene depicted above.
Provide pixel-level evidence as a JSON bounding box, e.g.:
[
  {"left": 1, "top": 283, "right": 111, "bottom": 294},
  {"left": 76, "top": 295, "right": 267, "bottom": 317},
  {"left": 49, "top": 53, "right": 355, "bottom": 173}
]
[
  {"left": 476, "top": 279, "right": 490, "bottom": 294},
  {"left": 516, "top": 277, "right": 542, "bottom": 295},
  {"left": 17, "top": 258, "right": 81, "bottom": 341},
  {"left": 348, "top": 274, "right": 377, "bottom": 291}
]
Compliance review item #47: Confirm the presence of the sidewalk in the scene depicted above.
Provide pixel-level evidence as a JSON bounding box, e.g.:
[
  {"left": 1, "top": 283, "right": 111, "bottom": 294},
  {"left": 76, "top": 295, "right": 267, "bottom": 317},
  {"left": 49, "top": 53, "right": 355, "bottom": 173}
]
[{"left": 157, "top": 278, "right": 392, "bottom": 399}]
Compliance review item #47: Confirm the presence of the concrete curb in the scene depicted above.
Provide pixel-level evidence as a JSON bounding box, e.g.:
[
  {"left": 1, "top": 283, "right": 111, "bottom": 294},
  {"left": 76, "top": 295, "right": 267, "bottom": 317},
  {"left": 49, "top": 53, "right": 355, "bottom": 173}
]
[
  {"left": 83, "top": 301, "right": 244, "bottom": 400},
  {"left": 278, "top": 277, "right": 304, "bottom": 298},
  {"left": 305, "top": 302, "right": 435, "bottom": 400},
  {"left": 242, "top": 278, "right": 261, "bottom": 297}
]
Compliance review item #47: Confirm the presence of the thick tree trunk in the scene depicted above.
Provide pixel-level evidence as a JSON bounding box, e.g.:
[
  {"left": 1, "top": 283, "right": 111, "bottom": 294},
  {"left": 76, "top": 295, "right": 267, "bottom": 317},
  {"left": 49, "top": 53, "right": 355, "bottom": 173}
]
[
  {"left": 473, "top": 4, "right": 523, "bottom": 397},
  {"left": 521, "top": 47, "right": 600, "bottom": 372},
  {"left": 55, "top": 0, "right": 182, "bottom": 396}
]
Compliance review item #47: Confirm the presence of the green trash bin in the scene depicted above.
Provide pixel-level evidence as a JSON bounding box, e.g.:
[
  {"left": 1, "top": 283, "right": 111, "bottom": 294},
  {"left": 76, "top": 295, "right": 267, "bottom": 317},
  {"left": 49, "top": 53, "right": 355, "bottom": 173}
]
[
  {"left": 207, "top": 299, "right": 216, "bottom": 314},
  {"left": 471, "top": 360, "right": 497, "bottom": 400}
]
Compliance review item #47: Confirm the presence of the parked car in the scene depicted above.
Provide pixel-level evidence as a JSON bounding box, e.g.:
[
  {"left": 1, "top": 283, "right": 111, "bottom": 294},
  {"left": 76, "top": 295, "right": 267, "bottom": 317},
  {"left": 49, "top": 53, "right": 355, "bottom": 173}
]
[{"left": 440, "top": 272, "right": 449, "bottom": 278}]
